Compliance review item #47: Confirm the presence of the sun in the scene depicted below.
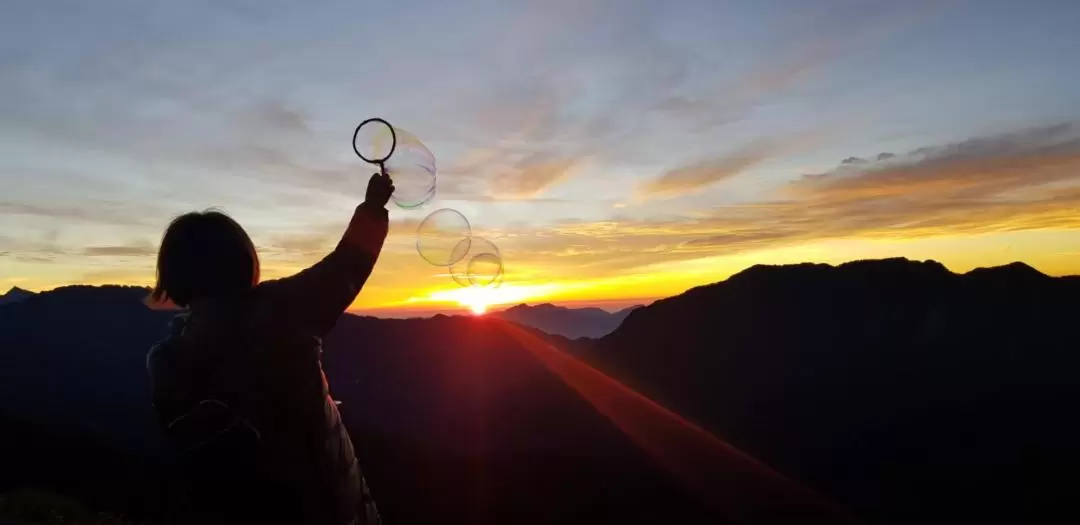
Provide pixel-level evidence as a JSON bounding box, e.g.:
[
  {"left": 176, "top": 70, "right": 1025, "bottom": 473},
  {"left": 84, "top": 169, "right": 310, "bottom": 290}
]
[
  {"left": 408, "top": 282, "right": 564, "bottom": 318},
  {"left": 458, "top": 288, "right": 494, "bottom": 316}
]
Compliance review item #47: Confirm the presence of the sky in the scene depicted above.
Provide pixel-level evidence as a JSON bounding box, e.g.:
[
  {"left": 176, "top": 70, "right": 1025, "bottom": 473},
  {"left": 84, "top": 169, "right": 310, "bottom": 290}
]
[{"left": 3, "top": 0, "right": 1080, "bottom": 316}]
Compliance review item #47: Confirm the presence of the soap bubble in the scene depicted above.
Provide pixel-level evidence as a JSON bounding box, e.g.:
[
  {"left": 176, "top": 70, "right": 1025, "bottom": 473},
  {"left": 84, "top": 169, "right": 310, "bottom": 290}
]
[
  {"left": 353, "top": 120, "right": 436, "bottom": 209},
  {"left": 416, "top": 208, "right": 471, "bottom": 266},
  {"left": 467, "top": 252, "right": 504, "bottom": 287},
  {"left": 384, "top": 127, "right": 436, "bottom": 209},
  {"left": 449, "top": 236, "right": 503, "bottom": 288}
]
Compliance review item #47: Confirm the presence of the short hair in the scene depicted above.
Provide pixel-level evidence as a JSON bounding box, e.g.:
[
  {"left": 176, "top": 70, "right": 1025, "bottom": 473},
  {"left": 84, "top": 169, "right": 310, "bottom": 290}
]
[{"left": 152, "top": 210, "right": 260, "bottom": 307}]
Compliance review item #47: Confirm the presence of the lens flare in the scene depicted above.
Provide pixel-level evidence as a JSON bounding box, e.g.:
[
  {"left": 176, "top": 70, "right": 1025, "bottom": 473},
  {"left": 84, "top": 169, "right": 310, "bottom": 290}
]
[{"left": 495, "top": 321, "right": 856, "bottom": 524}]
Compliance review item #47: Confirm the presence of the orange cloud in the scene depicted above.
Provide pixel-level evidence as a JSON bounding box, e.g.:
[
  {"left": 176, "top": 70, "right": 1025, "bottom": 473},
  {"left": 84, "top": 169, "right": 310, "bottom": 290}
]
[
  {"left": 635, "top": 141, "right": 779, "bottom": 200},
  {"left": 487, "top": 152, "right": 580, "bottom": 199},
  {"left": 636, "top": 130, "right": 829, "bottom": 200},
  {"left": 494, "top": 124, "right": 1080, "bottom": 275},
  {"left": 82, "top": 242, "right": 157, "bottom": 257},
  {"left": 789, "top": 124, "right": 1080, "bottom": 201}
]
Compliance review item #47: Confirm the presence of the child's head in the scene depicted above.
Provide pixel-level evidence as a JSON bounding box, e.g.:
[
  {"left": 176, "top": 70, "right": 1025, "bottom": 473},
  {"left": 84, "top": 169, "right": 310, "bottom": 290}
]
[{"left": 152, "top": 210, "right": 260, "bottom": 307}]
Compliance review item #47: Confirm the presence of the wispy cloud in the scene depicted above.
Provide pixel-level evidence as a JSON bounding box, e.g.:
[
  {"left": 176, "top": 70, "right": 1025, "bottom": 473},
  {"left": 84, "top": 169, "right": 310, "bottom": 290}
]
[
  {"left": 635, "top": 141, "right": 779, "bottom": 200},
  {"left": 82, "top": 243, "right": 157, "bottom": 257},
  {"left": 488, "top": 153, "right": 581, "bottom": 199},
  {"left": 493, "top": 123, "right": 1080, "bottom": 274},
  {"left": 0, "top": 201, "right": 159, "bottom": 227},
  {"left": 651, "top": 0, "right": 945, "bottom": 131},
  {"left": 0, "top": 233, "right": 65, "bottom": 264},
  {"left": 788, "top": 123, "right": 1080, "bottom": 200}
]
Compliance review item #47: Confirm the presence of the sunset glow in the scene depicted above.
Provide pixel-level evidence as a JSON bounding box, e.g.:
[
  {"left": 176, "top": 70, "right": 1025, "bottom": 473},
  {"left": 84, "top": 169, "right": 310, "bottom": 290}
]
[{"left": 396, "top": 282, "right": 566, "bottom": 313}]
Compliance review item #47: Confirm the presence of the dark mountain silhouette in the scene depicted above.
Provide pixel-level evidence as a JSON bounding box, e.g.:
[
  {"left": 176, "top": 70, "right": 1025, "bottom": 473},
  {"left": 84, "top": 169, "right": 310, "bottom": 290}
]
[
  {"left": 0, "top": 286, "right": 34, "bottom": 307},
  {"left": 492, "top": 302, "right": 641, "bottom": 339},
  {"left": 2, "top": 258, "right": 1077, "bottom": 523},
  {"left": 583, "top": 257, "right": 1080, "bottom": 524},
  {"left": 0, "top": 286, "right": 169, "bottom": 449},
  {"left": 0, "top": 286, "right": 713, "bottom": 524},
  {"left": 0, "top": 286, "right": 174, "bottom": 521}
]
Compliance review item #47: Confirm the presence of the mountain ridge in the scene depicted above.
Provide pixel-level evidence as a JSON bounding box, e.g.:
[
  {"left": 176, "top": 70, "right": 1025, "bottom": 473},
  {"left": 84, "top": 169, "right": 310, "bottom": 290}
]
[
  {"left": 0, "top": 286, "right": 35, "bottom": 307},
  {"left": 1, "top": 258, "right": 1077, "bottom": 523},
  {"left": 586, "top": 257, "right": 1078, "bottom": 523},
  {"left": 492, "top": 302, "right": 642, "bottom": 339}
]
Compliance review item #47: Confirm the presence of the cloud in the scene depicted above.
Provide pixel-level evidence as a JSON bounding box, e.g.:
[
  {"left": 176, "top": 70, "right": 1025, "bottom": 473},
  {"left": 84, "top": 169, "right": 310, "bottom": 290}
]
[
  {"left": 652, "top": 0, "right": 946, "bottom": 131},
  {"left": 0, "top": 202, "right": 116, "bottom": 223},
  {"left": 261, "top": 232, "right": 337, "bottom": 258},
  {"left": 82, "top": 243, "right": 157, "bottom": 257},
  {"left": 672, "top": 124, "right": 1080, "bottom": 248},
  {"left": 487, "top": 153, "right": 580, "bottom": 199},
  {"left": 689, "top": 125, "right": 1080, "bottom": 248},
  {"left": 239, "top": 101, "right": 310, "bottom": 134},
  {"left": 13, "top": 255, "right": 57, "bottom": 264},
  {"left": 0, "top": 233, "right": 66, "bottom": 263},
  {"left": 78, "top": 268, "right": 152, "bottom": 285},
  {"left": 0, "top": 200, "right": 167, "bottom": 229},
  {"left": 788, "top": 123, "right": 1080, "bottom": 201},
  {"left": 636, "top": 141, "right": 777, "bottom": 199},
  {"left": 636, "top": 131, "right": 826, "bottom": 200},
  {"left": 487, "top": 123, "right": 1080, "bottom": 275}
]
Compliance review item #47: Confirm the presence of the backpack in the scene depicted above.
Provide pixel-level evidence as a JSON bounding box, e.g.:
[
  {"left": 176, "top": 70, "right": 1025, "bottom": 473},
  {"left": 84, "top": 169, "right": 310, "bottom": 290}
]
[{"left": 149, "top": 311, "right": 265, "bottom": 471}]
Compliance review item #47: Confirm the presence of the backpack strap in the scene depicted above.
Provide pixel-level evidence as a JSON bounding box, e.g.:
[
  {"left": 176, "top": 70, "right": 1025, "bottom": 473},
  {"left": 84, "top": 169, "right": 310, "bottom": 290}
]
[{"left": 167, "top": 399, "right": 262, "bottom": 454}]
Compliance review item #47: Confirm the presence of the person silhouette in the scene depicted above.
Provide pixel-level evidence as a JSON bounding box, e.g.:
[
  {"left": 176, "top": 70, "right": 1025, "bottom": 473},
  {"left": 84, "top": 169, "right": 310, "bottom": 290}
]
[{"left": 146, "top": 173, "right": 393, "bottom": 524}]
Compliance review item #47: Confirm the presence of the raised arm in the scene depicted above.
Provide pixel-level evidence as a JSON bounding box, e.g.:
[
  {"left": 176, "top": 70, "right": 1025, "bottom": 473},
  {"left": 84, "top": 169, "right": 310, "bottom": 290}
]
[{"left": 260, "top": 173, "right": 393, "bottom": 337}]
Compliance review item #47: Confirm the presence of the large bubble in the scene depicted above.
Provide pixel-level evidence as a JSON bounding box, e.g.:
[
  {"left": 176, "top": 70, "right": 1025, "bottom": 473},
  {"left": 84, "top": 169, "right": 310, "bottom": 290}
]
[
  {"left": 384, "top": 127, "right": 436, "bottom": 209},
  {"left": 467, "top": 252, "right": 504, "bottom": 287},
  {"left": 353, "top": 121, "right": 436, "bottom": 209},
  {"left": 449, "top": 236, "right": 504, "bottom": 288},
  {"left": 416, "top": 208, "right": 471, "bottom": 267}
]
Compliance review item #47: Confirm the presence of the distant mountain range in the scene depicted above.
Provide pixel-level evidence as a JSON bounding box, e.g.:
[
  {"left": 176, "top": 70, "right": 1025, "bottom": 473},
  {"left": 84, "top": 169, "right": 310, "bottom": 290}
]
[
  {"left": 1, "top": 258, "right": 1077, "bottom": 524},
  {"left": 0, "top": 286, "right": 34, "bottom": 306},
  {"left": 491, "top": 303, "right": 641, "bottom": 339}
]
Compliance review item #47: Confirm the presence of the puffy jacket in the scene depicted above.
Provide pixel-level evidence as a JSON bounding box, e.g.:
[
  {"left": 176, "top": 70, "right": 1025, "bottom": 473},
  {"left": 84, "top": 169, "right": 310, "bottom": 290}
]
[{"left": 147, "top": 203, "right": 388, "bottom": 525}]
